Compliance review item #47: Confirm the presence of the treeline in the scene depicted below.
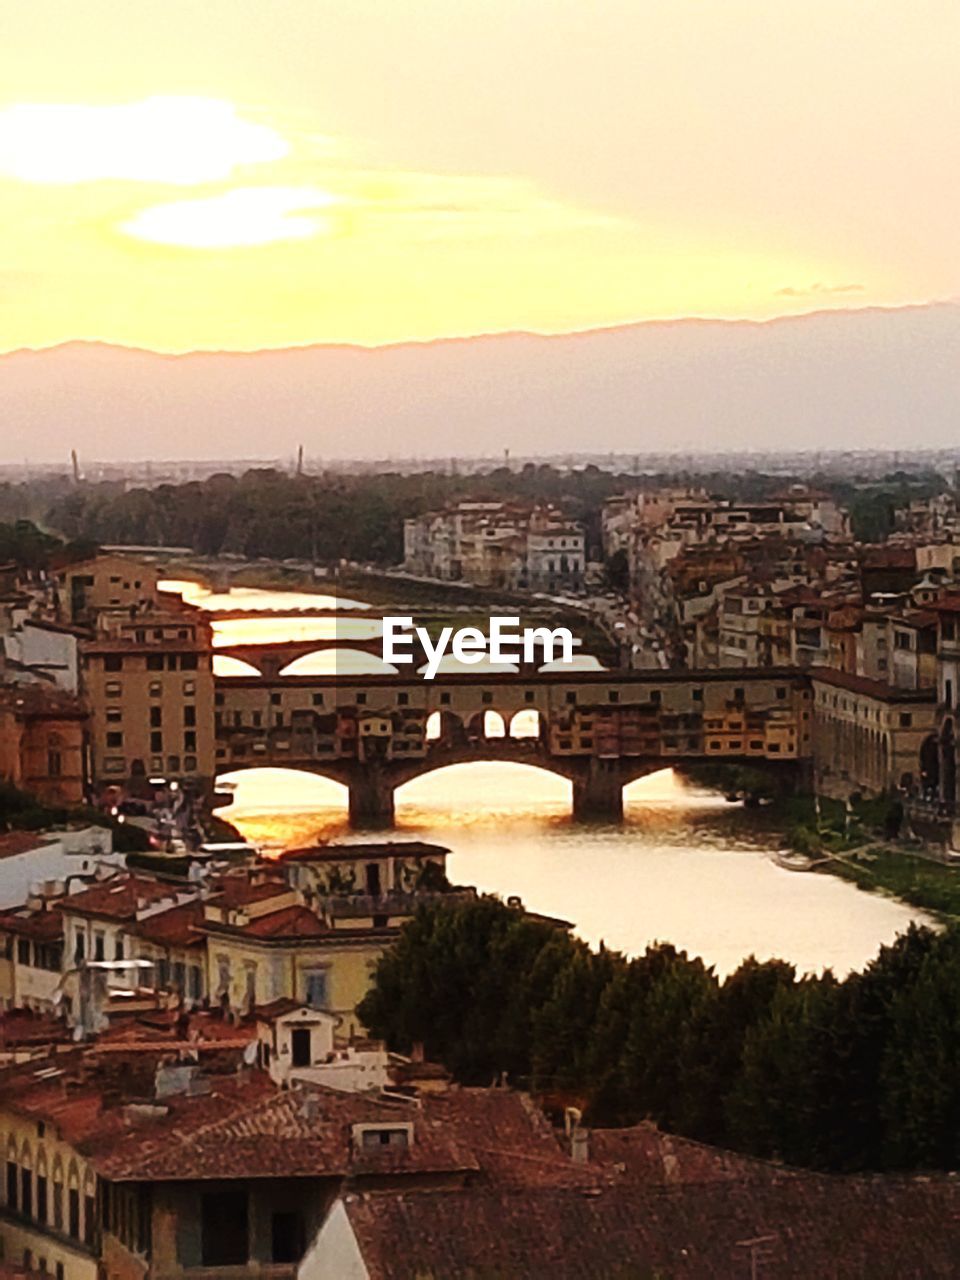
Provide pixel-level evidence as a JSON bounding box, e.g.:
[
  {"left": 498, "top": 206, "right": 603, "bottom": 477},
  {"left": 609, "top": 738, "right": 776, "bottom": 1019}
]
[
  {"left": 358, "top": 898, "right": 960, "bottom": 1173},
  {"left": 35, "top": 465, "right": 948, "bottom": 565},
  {"left": 0, "top": 519, "right": 96, "bottom": 571},
  {"left": 45, "top": 466, "right": 635, "bottom": 565}
]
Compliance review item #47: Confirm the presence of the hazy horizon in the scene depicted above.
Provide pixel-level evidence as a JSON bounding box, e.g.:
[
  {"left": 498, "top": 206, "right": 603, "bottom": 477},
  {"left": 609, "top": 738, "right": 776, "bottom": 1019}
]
[{"left": 4, "top": 301, "right": 959, "bottom": 464}]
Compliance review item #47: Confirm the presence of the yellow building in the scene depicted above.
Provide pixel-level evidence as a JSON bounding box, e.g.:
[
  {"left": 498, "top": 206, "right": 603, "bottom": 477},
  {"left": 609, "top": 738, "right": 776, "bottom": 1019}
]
[
  {"left": 0, "top": 1079, "right": 101, "bottom": 1280},
  {"left": 200, "top": 877, "right": 395, "bottom": 1037}
]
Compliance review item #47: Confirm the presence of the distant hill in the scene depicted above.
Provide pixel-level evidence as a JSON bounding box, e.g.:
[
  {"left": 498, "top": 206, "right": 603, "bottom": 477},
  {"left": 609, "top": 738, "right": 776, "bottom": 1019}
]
[{"left": 3, "top": 303, "right": 959, "bottom": 464}]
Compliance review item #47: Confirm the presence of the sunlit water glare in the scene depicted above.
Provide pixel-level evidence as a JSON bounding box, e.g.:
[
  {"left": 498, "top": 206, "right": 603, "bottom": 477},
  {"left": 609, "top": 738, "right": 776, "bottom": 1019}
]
[{"left": 215, "top": 764, "right": 934, "bottom": 977}]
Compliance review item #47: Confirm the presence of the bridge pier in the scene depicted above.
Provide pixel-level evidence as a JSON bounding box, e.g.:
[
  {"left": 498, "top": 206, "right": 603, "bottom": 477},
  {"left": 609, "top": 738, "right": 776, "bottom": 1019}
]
[
  {"left": 348, "top": 769, "right": 396, "bottom": 829},
  {"left": 572, "top": 758, "right": 624, "bottom": 823}
]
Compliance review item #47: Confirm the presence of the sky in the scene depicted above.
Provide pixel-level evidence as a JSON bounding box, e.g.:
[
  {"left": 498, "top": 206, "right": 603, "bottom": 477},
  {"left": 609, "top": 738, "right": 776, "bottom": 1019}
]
[{"left": 1, "top": 0, "right": 958, "bottom": 352}]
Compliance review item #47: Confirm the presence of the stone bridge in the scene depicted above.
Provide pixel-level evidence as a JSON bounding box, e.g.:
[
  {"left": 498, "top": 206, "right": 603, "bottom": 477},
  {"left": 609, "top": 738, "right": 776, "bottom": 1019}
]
[{"left": 214, "top": 666, "right": 813, "bottom": 826}]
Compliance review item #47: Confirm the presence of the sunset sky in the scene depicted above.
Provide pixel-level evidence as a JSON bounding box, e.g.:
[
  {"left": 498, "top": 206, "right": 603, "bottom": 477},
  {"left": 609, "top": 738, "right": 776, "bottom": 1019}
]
[{"left": 2, "top": 0, "right": 958, "bottom": 352}]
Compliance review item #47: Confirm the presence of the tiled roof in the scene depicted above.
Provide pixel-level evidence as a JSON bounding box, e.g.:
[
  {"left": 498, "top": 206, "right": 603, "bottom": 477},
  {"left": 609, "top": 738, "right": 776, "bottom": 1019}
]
[
  {"left": 60, "top": 874, "right": 188, "bottom": 922},
  {"left": 88, "top": 1079, "right": 476, "bottom": 1183},
  {"left": 0, "top": 905, "right": 63, "bottom": 942},
  {"left": 234, "top": 905, "right": 327, "bottom": 939},
  {"left": 132, "top": 900, "right": 205, "bottom": 950},
  {"left": 809, "top": 666, "right": 936, "bottom": 703},
  {"left": 339, "top": 1176, "right": 960, "bottom": 1279},
  {"left": 587, "top": 1120, "right": 794, "bottom": 1185},
  {"left": 0, "top": 832, "right": 50, "bottom": 859},
  {"left": 206, "top": 877, "right": 290, "bottom": 906}
]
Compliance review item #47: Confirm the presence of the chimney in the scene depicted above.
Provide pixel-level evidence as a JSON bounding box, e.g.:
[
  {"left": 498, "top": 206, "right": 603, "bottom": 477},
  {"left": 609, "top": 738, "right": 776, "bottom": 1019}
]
[{"left": 571, "top": 1126, "right": 590, "bottom": 1164}]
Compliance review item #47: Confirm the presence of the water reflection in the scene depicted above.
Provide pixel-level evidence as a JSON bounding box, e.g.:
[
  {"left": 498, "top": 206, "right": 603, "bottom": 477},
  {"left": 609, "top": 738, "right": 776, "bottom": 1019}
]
[
  {"left": 215, "top": 764, "right": 933, "bottom": 977},
  {"left": 160, "top": 579, "right": 369, "bottom": 612}
]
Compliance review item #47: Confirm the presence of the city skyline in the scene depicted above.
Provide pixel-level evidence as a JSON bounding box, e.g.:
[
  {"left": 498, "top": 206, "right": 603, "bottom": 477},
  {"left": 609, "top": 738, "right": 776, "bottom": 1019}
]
[{"left": 2, "top": 1, "right": 959, "bottom": 352}]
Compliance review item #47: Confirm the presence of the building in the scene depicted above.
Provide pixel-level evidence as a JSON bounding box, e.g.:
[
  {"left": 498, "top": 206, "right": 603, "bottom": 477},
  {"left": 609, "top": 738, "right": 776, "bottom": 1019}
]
[
  {"left": 54, "top": 554, "right": 160, "bottom": 628},
  {"left": 811, "top": 668, "right": 935, "bottom": 799},
  {"left": 403, "top": 502, "right": 585, "bottom": 591},
  {"left": 81, "top": 611, "right": 215, "bottom": 795},
  {"left": 0, "top": 687, "right": 87, "bottom": 807}
]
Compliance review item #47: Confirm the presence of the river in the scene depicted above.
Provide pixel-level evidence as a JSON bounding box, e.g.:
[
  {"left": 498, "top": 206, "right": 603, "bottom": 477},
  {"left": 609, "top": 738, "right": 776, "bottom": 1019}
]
[{"left": 163, "top": 578, "right": 934, "bottom": 977}]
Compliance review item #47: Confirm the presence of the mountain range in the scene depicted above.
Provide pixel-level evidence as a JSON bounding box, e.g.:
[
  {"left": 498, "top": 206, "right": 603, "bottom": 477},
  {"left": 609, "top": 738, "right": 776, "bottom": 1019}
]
[{"left": 3, "top": 302, "right": 958, "bottom": 465}]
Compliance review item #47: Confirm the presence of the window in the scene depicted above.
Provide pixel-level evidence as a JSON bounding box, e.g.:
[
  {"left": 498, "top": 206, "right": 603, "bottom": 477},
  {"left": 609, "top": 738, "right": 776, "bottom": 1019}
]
[
  {"left": 439, "top": 692, "right": 450, "bottom": 705},
  {"left": 304, "top": 968, "right": 329, "bottom": 1010},
  {"left": 271, "top": 1211, "right": 305, "bottom": 1265},
  {"left": 776, "top": 687, "right": 787, "bottom": 700},
  {"left": 36, "top": 1175, "right": 47, "bottom": 1224},
  {"left": 17, "top": 939, "right": 30, "bottom": 966},
  {"left": 397, "top": 692, "right": 409, "bottom": 706},
  {"left": 146, "top": 654, "right": 164, "bottom": 671},
  {"left": 357, "top": 693, "right": 367, "bottom": 706},
  {"left": 149, "top": 682, "right": 162, "bottom": 697},
  {"left": 150, "top": 732, "right": 163, "bottom": 753},
  {"left": 184, "top": 755, "right": 197, "bottom": 772},
  {"left": 103, "top": 655, "right": 123, "bottom": 672},
  {"left": 608, "top": 690, "right": 619, "bottom": 703},
  {"left": 899, "top": 713, "right": 913, "bottom": 728},
  {"left": 202, "top": 1191, "right": 248, "bottom": 1267},
  {"left": 184, "top": 731, "right": 196, "bottom": 752},
  {"left": 183, "top": 680, "right": 196, "bottom": 696},
  {"left": 566, "top": 691, "right": 577, "bottom": 705},
  {"left": 524, "top": 690, "right": 535, "bottom": 703},
  {"left": 692, "top": 688, "right": 703, "bottom": 702},
  {"left": 7, "top": 1161, "right": 17, "bottom": 1210},
  {"left": 115, "top": 937, "right": 124, "bottom": 961},
  {"left": 74, "top": 932, "right": 85, "bottom": 963},
  {"left": 106, "top": 732, "right": 123, "bottom": 749},
  {"left": 83, "top": 1193, "right": 95, "bottom": 1246},
  {"left": 270, "top": 693, "right": 282, "bottom": 706},
  {"left": 180, "top": 653, "right": 198, "bottom": 671},
  {"left": 189, "top": 966, "right": 203, "bottom": 1000},
  {"left": 312, "top": 693, "right": 324, "bottom": 706},
  {"left": 360, "top": 1127, "right": 409, "bottom": 1151},
  {"left": 150, "top": 706, "right": 162, "bottom": 728},
  {"left": 167, "top": 754, "right": 181, "bottom": 773},
  {"left": 106, "top": 708, "right": 122, "bottom": 723},
  {"left": 20, "top": 1168, "right": 32, "bottom": 1219},
  {"left": 184, "top": 705, "right": 196, "bottom": 727},
  {"left": 105, "top": 682, "right": 121, "bottom": 697},
  {"left": 94, "top": 933, "right": 105, "bottom": 962}
]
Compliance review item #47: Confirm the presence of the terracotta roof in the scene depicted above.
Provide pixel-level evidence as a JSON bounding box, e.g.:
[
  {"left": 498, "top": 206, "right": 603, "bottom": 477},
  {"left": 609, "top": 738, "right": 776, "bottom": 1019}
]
[
  {"left": 587, "top": 1121, "right": 794, "bottom": 1185},
  {"left": 0, "top": 832, "right": 50, "bottom": 859},
  {"left": 235, "top": 905, "right": 327, "bottom": 939},
  {"left": 338, "top": 1176, "right": 960, "bottom": 1279},
  {"left": 0, "top": 905, "right": 63, "bottom": 943},
  {"left": 0, "top": 686, "right": 86, "bottom": 719},
  {"left": 809, "top": 667, "right": 936, "bottom": 703},
  {"left": 0, "top": 1010, "right": 71, "bottom": 1049},
  {"left": 87, "top": 1078, "right": 476, "bottom": 1183},
  {"left": 132, "top": 900, "right": 205, "bottom": 950},
  {"left": 206, "top": 877, "right": 290, "bottom": 906},
  {"left": 60, "top": 875, "right": 189, "bottom": 922}
]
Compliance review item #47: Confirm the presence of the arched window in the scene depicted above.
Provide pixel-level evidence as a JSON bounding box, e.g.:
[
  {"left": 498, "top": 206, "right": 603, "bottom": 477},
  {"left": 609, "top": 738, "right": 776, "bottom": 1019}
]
[
  {"left": 36, "top": 1149, "right": 48, "bottom": 1225},
  {"left": 19, "top": 1140, "right": 32, "bottom": 1220},
  {"left": 5, "top": 1136, "right": 18, "bottom": 1211},
  {"left": 51, "top": 1156, "right": 64, "bottom": 1231}
]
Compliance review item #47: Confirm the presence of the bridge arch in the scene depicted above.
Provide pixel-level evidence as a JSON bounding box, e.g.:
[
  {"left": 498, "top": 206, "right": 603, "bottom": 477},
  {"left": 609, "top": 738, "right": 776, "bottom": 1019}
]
[
  {"left": 213, "top": 654, "right": 263, "bottom": 677},
  {"left": 280, "top": 649, "right": 398, "bottom": 677},
  {"left": 508, "top": 708, "right": 542, "bottom": 739}
]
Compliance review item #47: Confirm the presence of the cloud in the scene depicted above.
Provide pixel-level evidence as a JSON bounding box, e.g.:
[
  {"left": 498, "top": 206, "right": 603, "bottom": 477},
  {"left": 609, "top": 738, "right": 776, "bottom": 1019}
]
[
  {"left": 0, "top": 97, "right": 287, "bottom": 184},
  {"left": 121, "top": 170, "right": 622, "bottom": 249},
  {"left": 776, "top": 282, "right": 866, "bottom": 298},
  {"left": 121, "top": 187, "right": 339, "bottom": 248}
]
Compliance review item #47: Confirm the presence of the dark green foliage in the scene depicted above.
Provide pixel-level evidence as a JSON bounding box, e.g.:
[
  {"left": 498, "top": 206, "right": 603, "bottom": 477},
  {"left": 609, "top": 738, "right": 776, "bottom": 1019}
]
[
  {"left": 359, "top": 898, "right": 960, "bottom": 1172},
  {"left": 0, "top": 781, "right": 150, "bottom": 851}
]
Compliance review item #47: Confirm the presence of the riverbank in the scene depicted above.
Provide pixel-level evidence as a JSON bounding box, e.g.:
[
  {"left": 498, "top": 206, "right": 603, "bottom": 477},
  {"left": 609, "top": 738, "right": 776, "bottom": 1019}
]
[{"left": 817, "top": 845, "right": 960, "bottom": 923}]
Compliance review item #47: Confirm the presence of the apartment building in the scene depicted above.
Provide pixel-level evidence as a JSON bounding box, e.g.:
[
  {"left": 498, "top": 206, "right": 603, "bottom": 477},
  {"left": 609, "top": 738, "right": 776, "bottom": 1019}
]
[
  {"left": 81, "top": 612, "right": 215, "bottom": 793},
  {"left": 54, "top": 553, "right": 161, "bottom": 627},
  {"left": 403, "top": 502, "right": 585, "bottom": 591}
]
